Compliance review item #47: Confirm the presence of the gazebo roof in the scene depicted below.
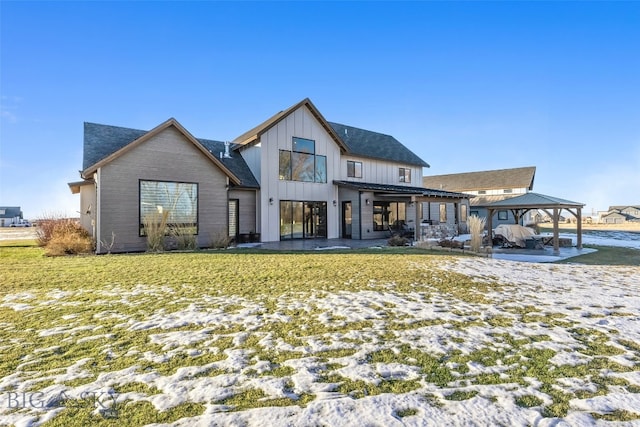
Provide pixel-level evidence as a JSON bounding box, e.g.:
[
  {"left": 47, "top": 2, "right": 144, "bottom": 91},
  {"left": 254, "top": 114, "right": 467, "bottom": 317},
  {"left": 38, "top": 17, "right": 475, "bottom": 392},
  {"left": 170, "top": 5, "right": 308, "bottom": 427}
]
[{"left": 486, "top": 192, "right": 584, "bottom": 209}]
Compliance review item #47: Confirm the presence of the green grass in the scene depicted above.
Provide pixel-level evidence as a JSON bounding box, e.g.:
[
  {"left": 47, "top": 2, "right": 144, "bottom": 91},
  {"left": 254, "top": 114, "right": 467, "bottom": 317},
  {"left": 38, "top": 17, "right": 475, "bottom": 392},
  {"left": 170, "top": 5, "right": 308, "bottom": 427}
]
[
  {"left": 0, "top": 245, "right": 638, "bottom": 425},
  {"left": 555, "top": 245, "right": 640, "bottom": 266}
]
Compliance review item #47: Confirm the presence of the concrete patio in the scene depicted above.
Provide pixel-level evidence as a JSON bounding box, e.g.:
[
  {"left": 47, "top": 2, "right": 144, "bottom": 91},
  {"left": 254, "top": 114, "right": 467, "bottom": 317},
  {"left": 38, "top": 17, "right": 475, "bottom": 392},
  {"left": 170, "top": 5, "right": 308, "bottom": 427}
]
[{"left": 232, "top": 237, "right": 595, "bottom": 263}]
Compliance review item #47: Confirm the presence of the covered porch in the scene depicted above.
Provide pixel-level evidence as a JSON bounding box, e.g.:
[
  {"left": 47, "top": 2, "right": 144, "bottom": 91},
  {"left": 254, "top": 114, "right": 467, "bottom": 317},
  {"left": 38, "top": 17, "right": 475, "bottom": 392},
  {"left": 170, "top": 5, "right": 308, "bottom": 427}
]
[
  {"left": 333, "top": 181, "right": 472, "bottom": 240},
  {"left": 485, "top": 192, "right": 585, "bottom": 254}
]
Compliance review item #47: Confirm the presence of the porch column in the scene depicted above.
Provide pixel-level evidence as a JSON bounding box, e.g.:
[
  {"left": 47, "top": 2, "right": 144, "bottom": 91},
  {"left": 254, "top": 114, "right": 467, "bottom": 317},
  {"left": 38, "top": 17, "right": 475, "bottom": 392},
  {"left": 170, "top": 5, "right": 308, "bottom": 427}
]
[
  {"left": 487, "top": 208, "right": 493, "bottom": 248},
  {"left": 415, "top": 200, "right": 422, "bottom": 241}
]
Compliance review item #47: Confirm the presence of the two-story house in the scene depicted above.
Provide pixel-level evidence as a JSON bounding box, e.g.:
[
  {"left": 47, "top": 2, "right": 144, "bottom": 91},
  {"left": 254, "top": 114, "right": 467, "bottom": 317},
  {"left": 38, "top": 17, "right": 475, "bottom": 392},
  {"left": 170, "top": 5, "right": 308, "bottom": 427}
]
[
  {"left": 70, "top": 98, "right": 470, "bottom": 253},
  {"left": 423, "top": 166, "right": 536, "bottom": 227}
]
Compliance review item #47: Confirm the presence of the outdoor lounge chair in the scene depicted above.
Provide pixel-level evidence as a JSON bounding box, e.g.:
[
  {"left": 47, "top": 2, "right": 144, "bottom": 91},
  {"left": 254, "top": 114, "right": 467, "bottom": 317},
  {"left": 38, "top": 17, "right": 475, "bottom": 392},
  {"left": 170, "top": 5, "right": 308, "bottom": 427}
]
[{"left": 388, "top": 221, "right": 415, "bottom": 239}]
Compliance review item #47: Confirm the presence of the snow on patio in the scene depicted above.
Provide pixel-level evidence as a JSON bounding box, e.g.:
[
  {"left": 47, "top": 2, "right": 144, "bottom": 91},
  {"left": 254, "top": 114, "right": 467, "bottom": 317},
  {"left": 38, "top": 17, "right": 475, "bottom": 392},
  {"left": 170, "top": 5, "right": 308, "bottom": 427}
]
[{"left": 0, "top": 258, "right": 638, "bottom": 426}]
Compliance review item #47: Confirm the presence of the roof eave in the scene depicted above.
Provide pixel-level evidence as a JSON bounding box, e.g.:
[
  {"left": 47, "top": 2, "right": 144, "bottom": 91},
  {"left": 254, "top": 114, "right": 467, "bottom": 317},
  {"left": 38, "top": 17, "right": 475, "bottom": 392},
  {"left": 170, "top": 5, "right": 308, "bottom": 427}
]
[{"left": 232, "top": 98, "right": 349, "bottom": 153}]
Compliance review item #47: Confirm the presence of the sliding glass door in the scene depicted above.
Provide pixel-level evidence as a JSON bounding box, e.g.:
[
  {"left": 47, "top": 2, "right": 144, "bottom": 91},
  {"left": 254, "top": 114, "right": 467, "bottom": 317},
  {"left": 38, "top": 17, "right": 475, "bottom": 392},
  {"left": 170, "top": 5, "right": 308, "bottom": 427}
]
[{"left": 280, "top": 201, "right": 327, "bottom": 240}]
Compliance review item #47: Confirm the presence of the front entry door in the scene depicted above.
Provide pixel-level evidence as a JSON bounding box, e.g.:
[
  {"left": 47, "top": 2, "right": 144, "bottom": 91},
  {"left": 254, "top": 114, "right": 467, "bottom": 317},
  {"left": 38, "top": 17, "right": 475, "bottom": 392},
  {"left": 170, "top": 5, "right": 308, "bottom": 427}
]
[{"left": 342, "top": 201, "right": 352, "bottom": 238}]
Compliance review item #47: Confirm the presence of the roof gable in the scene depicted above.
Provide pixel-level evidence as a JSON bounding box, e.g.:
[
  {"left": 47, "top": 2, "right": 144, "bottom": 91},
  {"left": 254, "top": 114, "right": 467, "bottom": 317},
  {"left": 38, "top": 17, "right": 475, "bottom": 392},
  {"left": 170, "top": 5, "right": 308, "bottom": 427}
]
[
  {"left": 423, "top": 166, "right": 536, "bottom": 192},
  {"left": 329, "top": 122, "right": 429, "bottom": 167},
  {"left": 81, "top": 118, "right": 243, "bottom": 186},
  {"left": 231, "top": 98, "right": 348, "bottom": 152}
]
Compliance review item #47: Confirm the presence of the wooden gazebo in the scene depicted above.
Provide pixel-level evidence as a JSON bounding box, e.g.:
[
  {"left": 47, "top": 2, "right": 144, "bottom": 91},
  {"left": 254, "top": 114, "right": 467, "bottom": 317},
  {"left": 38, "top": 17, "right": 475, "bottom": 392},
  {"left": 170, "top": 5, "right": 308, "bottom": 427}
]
[{"left": 486, "top": 193, "right": 585, "bottom": 254}]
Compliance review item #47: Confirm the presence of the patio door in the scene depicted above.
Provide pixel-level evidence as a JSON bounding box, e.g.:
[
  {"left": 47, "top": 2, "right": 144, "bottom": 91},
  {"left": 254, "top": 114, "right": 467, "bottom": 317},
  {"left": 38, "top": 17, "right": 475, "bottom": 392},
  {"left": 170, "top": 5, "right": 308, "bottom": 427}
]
[{"left": 280, "top": 201, "right": 327, "bottom": 240}]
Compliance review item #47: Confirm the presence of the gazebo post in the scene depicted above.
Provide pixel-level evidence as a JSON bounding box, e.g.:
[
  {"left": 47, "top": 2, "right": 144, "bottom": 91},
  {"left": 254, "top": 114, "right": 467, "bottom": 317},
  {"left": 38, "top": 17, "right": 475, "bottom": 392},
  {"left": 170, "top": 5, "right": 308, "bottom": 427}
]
[
  {"left": 553, "top": 208, "right": 560, "bottom": 255},
  {"left": 576, "top": 207, "right": 582, "bottom": 250}
]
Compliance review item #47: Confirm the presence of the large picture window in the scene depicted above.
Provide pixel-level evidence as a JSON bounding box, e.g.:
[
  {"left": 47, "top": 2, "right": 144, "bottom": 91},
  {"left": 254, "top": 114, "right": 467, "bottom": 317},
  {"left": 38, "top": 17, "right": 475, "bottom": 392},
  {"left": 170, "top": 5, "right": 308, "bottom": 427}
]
[
  {"left": 279, "top": 137, "right": 327, "bottom": 183},
  {"left": 373, "top": 201, "right": 407, "bottom": 231},
  {"left": 139, "top": 180, "right": 198, "bottom": 236}
]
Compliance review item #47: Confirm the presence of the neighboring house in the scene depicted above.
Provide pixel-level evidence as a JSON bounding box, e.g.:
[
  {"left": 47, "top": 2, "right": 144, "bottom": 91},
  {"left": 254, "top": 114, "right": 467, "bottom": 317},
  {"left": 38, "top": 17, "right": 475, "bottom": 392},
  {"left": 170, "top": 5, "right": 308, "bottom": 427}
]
[
  {"left": 600, "top": 211, "right": 627, "bottom": 224},
  {"left": 423, "top": 166, "right": 536, "bottom": 227},
  {"left": 0, "top": 206, "right": 23, "bottom": 227},
  {"left": 70, "top": 98, "right": 470, "bottom": 253},
  {"left": 600, "top": 205, "right": 640, "bottom": 223}
]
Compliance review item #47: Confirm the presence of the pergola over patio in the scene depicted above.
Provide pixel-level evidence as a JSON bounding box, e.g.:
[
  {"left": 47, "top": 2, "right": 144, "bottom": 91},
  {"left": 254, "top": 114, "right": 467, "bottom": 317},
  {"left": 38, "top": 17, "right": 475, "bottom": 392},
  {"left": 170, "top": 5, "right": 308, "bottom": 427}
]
[{"left": 486, "top": 192, "right": 585, "bottom": 254}]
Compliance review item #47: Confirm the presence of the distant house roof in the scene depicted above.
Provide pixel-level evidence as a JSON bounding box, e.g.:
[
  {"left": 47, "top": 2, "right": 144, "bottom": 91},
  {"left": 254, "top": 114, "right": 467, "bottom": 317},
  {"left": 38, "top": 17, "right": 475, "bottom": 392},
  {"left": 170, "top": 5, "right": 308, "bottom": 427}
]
[
  {"left": 0, "top": 207, "right": 22, "bottom": 219},
  {"left": 81, "top": 119, "right": 258, "bottom": 188},
  {"left": 486, "top": 192, "right": 584, "bottom": 209},
  {"left": 601, "top": 211, "right": 627, "bottom": 219},
  {"left": 232, "top": 98, "right": 429, "bottom": 167},
  {"left": 423, "top": 166, "right": 536, "bottom": 192},
  {"left": 329, "top": 122, "right": 429, "bottom": 168},
  {"left": 608, "top": 205, "right": 640, "bottom": 212},
  {"left": 333, "top": 181, "right": 472, "bottom": 199}
]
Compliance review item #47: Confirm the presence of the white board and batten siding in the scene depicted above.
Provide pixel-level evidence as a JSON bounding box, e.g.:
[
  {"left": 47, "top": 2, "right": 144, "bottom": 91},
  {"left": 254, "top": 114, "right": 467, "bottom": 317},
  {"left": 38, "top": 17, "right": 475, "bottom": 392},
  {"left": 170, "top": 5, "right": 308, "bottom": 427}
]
[
  {"left": 97, "top": 126, "right": 229, "bottom": 253},
  {"left": 255, "top": 105, "right": 341, "bottom": 242},
  {"left": 340, "top": 156, "right": 423, "bottom": 187}
]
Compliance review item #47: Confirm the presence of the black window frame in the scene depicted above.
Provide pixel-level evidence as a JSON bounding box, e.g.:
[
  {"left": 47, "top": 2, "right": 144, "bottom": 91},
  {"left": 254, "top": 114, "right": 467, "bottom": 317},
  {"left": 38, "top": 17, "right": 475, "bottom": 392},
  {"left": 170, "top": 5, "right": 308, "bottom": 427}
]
[
  {"left": 347, "top": 160, "right": 363, "bottom": 178},
  {"left": 279, "top": 137, "right": 326, "bottom": 183},
  {"left": 399, "top": 167, "right": 411, "bottom": 183}
]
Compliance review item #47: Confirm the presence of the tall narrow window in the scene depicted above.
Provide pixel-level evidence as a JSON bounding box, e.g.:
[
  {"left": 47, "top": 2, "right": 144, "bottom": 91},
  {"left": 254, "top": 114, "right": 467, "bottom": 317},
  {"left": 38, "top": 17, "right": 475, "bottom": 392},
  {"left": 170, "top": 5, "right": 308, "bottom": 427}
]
[
  {"left": 439, "top": 203, "right": 447, "bottom": 223},
  {"left": 139, "top": 180, "right": 198, "bottom": 236},
  {"left": 399, "top": 167, "right": 411, "bottom": 183},
  {"left": 229, "top": 199, "right": 238, "bottom": 238},
  {"left": 347, "top": 160, "right": 362, "bottom": 178},
  {"left": 279, "top": 150, "right": 291, "bottom": 180},
  {"left": 461, "top": 204, "right": 468, "bottom": 222}
]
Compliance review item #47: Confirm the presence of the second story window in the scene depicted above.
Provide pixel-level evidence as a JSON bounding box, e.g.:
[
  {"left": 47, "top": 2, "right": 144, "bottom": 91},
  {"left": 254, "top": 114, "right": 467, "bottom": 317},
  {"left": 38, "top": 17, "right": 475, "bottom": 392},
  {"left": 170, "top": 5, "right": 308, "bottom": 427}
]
[
  {"left": 347, "top": 160, "right": 362, "bottom": 178},
  {"left": 279, "top": 137, "right": 327, "bottom": 183},
  {"left": 399, "top": 167, "right": 411, "bottom": 183}
]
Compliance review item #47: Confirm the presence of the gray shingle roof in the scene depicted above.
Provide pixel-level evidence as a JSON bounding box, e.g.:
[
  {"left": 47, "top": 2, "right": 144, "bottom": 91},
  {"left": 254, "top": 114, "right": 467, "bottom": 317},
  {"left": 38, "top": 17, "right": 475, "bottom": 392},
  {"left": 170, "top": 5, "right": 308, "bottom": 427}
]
[
  {"left": 83, "top": 123, "right": 146, "bottom": 170},
  {"left": 82, "top": 122, "right": 259, "bottom": 189},
  {"left": 0, "top": 207, "right": 23, "bottom": 219},
  {"left": 197, "top": 139, "right": 259, "bottom": 188},
  {"left": 423, "top": 166, "right": 536, "bottom": 192},
  {"left": 329, "top": 122, "right": 429, "bottom": 168},
  {"left": 230, "top": 98, "right": 429, "bottom": 167}
]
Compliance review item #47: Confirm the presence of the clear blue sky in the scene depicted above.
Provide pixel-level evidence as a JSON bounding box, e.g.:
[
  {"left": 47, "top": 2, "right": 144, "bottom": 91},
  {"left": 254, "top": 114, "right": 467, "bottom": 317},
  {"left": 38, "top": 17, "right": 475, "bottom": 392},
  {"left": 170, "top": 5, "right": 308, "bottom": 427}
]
[{"left": 1, "top": 1, "right": 639, "bottom": 218}]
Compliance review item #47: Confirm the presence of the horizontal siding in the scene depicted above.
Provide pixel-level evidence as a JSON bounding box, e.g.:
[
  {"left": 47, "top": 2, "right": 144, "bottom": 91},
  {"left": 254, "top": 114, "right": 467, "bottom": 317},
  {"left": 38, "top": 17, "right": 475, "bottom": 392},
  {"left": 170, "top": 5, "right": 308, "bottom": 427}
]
[
  {"left": 98, "top": 126, "right": 228, "bottom": 253},
  {"left": 229, "top": 189, "right": 257, "bottom": 234}
]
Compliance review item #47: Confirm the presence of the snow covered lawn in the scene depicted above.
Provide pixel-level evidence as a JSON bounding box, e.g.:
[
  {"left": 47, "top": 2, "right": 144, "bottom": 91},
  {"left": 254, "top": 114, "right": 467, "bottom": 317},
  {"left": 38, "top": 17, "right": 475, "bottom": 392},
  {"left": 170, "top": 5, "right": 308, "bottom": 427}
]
[{"left": 0, "top": 251, "right": 638, "bottom": 426}]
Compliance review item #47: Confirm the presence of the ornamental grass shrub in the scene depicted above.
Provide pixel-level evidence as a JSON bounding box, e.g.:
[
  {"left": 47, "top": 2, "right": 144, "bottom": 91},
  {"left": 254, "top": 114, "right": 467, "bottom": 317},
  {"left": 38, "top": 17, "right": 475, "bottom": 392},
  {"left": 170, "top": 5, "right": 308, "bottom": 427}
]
[
  {"left": 35, "top": 215, "right": 94, "bottom": 256},
  {"left": 469, "top": 215, "right": 486, "bottom": 252},
  {"left": 142, "top": 210, "right": 170, "bottom": 252},
  {"left": 169, "top": 224, "right": 198, "bottom": 250}
]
